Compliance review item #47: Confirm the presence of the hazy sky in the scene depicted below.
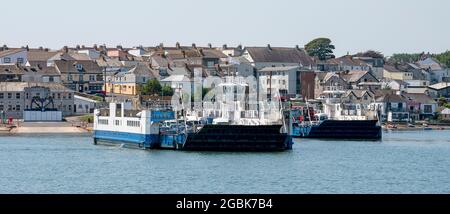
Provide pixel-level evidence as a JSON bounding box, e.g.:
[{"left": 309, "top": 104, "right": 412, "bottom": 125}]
[{"left": 1, "top": 0, "right": 449, "bottom": 56}]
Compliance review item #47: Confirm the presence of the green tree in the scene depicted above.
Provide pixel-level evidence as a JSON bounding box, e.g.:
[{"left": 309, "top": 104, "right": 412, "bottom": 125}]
[
  {"left": 436, "top": 51, "right": 450, "bottom": 68},
  {"left": 142, "top": 79, "right": 162, "bottom": 95},
  {"left": 388, "top": 53, "right": 422, "bottom": 64},
  {"left": 161, "top": 85, "right": 174, "bottom": 96},
  {"left": 355, "top": 50, "right": 384, "bottom": 59},
  {"left": 304, "top": 38, "right": 335, "bottom": 60}
]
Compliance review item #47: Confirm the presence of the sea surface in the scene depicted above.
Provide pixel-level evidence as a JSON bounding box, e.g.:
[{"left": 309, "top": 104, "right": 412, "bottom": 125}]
[{"left": 1, "top": 130, "right": 450, "bottom": 194}]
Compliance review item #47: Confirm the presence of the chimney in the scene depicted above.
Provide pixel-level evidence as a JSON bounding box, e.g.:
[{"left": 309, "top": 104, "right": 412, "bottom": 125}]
[
  {"left": 63, "top": 46, "right": 69, "bottom": 53},
  {"left": 176, "top": 42, "right": 181, "bottom": 49},
  {"left": 81, "top": 45, "right": 86, "bottom": 49},
  {"left": 237, "top": 44, "right": 243, "bottom": 50},
  {"left": 159, "top": 43, "right": 164, "bottom": 49},
  {"left": 295, "top": 45, "right": 300, "bottom": 50},
  {"left": 25, "top": 45, "right": 29, "bottom": 51},
  {"left": 267, "top": 44, "right": 272, "bottom": 50},
  {"left": 93, "top": 44, "right": 98, "bottom": 50},
  {"left": 223, "top": 44, "right": 228, "bottom": 49},
  {"left": 199, "top": 49, "right": 204, "bottom": 56},
  {"left": 208, "top": 43, "right": 212, "bottom": 48},
  {"left": 39, "top": 46, "right": 44, "bottom": 51},
  {"left": 182, "top": 50, "right": 186, "bottom": 58},
  {"left": 44, "top": 48, "right": 49, "bottom": 52},
  {"left": 192, "top": 43, "right": 197, "bottom": 49},
  {"left": 76, "top": 45, "right": 81, "bottom": 50},
  {"left": 116, "top": 45, "right": 123, "bottom": 50}
]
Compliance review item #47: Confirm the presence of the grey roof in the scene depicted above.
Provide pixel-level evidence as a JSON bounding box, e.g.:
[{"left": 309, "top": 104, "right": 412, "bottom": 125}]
[
  {"left": 245, "top": 47, "right": 313, "bottom": 66},
  {"left": 0, "top": 82, "right": 72, "bottom": 92},
  {"left": 340, "top": 70, "right": 376, "bottom": 83},
  {"left": 27, "top": 50, "right": 59, "bottom": 62},
  {"left": 0, "top": 48, "right": 26, "bottom": 58},
  {"left": 54, "top": 60, "right": 102, "bottom": 74},
  {"left": 96, "top": 57, "right": 123, "bottom": 67},
  {"left": 259, "top": 66, "right": 300, "bottom": 72},
  {"left": 200, "top": 49, "right": 228, "bottom": 58},
  {"left": 384, "top": 64, "right": 402, "bottom": 72},
  {"left": 376, "top": 93, "right": 407, "bottom": 103},
  {"left": 403, "top": 93, "right": 437, "bottom": 104},
  {"left": 128, "top": 63, "right": 159, "bottom": 79},
  {"left": 332, "top": 55, "right": 369, "bottom": 67},
  {"left": 416, "top": 58, "right": 444, "bottom": 70},
  {"left": 0, "top": 64, "right": 26, "bottom": 75}
]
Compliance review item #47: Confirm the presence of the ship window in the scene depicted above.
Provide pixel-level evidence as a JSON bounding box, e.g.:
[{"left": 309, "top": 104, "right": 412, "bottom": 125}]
[{"left": 98, "top": 119, "right": 109, "bottom": 125}]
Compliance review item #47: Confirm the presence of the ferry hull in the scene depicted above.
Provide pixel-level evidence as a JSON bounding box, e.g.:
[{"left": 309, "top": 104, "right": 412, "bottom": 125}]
[
  {"left": 93, "top": 130, "right": 159, "bottom": 149},
  {"left": 294, "top": 120, "right": 382, "bottom": 140},
  {"left": 182, "top": 125, "right": 293, "bottom": 152}
]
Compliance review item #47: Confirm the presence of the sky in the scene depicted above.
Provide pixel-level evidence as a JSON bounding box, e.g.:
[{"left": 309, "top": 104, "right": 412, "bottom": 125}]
[{"left": 1, "top": 0, "right": 449, "bottom": 56}]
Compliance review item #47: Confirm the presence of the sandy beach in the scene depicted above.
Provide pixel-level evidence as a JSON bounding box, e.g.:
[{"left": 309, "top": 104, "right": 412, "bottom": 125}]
[{"left": 9, "top": 122, "right": 89, "bottom": 134}]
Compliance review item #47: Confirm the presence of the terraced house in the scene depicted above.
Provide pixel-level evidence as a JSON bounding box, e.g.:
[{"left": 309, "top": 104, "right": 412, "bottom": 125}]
[{"left": 54, "top": 60, "right": 104, "bottom": 93}]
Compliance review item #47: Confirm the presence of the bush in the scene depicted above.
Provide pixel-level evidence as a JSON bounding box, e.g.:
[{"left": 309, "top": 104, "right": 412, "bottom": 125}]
[{"left": 80, "top": 115, "right": 94, "bottom": 123}]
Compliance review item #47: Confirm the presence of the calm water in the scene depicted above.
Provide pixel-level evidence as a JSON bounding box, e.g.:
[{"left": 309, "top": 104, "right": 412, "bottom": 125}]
[{"left": 1, "top": 131, "right": 450, "bottom": 194}]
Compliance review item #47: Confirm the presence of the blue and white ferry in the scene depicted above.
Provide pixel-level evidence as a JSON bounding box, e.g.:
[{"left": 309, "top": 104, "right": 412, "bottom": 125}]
[{"left": 93, "top": 102, "right": 179, "bottom": 149}]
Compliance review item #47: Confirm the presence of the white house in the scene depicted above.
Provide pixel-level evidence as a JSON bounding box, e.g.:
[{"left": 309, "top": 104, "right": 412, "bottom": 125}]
[
  {"left": 0, "top": 48, "right": 27, "bottom": 65},
  {"left": 384, "top": 80, "right": 409, "bottom": 91},
  {"left": 258, "top": 66, "right": 300, "bottom": 99},
  {"left": 160, "top": 75, "right": 192, "bottom": 94},
  {"left": 74, "top": 95, "right": 99, "bottom": 114},
  {"left": 416, "top": 58, "right": 450, "bottom": 83}
]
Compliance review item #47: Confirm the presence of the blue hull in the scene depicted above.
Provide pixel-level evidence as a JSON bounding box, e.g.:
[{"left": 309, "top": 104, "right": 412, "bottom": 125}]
[{"left": 93, "top": 130, "right": 159, "bottom": 149}]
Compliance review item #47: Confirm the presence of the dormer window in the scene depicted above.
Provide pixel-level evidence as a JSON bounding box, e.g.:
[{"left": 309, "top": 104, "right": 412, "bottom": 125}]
[{"left": 76, "top": 64, "right": 83, "bottom": 71}]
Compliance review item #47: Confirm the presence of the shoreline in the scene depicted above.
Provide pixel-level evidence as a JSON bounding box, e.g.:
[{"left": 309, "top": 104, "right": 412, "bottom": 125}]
[{"left": 1, "top": 122, "right": 91, "bottom": 135}]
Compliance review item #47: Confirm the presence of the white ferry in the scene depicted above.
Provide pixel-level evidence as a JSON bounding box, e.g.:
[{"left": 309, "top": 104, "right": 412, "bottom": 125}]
[{"left": 93, "top": 102, "right": 176, "bottom": 149}]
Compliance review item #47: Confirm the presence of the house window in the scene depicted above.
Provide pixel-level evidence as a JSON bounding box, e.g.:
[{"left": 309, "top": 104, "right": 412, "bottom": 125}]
[
  {"left": 16, "top": 93, "right": 20, "bottom": 99},
  {"left": 68, "top": 75, "right": 73, "bottom": 81},
  {"left": 364, "top": 95, "right": 368, "bottom": 100},
  {"left": 16, "top": 105, "right": 20, "bottom": 111},
  {"left": 89, "top": 75, "right": 95, "bottom": 81},
  {"left": 8, "top": 105, "right": 12, "bottom": 111},
  {"left": 0, "top": 93, "right": 3, "bottom": 99},
  {"left": 424, "top": 105, "right": 432, "bottom": 113},
  {"left": 49, "top": 76, "right": 54, "bottom": 82},
  {"left": 17, "top": 58, "right": 24, "bottom": 64},
  {"left": 0, "top": 105, "right": 3, "bottom": 110},
  {"left": 7, "top": 93, "right": 12, "bottom": 99},
  {"left": 68, "top": 93, "right": 72, "bottom": 99},
  {"left": 76, "top": 64, "right": 83, "bottom": 70},
  {"left": 4, "top": 57, "right": 11, "bottom": 63}
]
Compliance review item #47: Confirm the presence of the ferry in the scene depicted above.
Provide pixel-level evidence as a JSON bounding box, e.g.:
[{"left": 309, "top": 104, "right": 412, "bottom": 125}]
[
  {"left": 93, "top": 102, "right": 292, "bottom": 151},
  {"left": 286, "top": 104, "right": 382, "bottom": 140}
]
